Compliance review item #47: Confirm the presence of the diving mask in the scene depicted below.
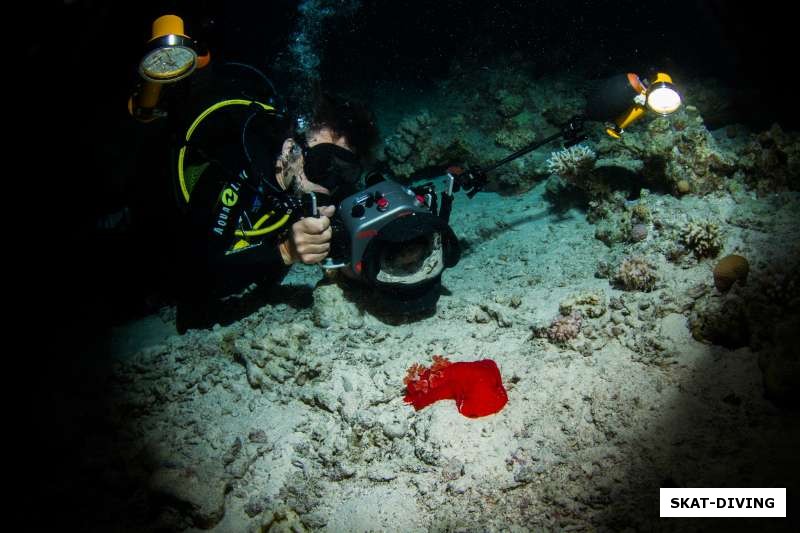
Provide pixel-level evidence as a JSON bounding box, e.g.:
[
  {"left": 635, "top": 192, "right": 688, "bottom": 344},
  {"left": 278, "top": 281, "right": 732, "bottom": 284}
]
[{"left": 302, "top": 142, "right": 363, "bottom": 197}]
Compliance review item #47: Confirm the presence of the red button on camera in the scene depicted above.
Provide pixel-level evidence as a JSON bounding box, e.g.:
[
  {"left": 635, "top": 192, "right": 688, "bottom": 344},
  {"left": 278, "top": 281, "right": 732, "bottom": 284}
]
[{"left": 376, "top": 197, "right": 390, "bottom": 211}]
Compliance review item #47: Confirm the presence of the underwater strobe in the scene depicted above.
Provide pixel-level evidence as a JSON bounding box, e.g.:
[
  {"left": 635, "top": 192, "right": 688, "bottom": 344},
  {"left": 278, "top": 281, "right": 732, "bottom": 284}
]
[
  {"left": 128, "top": 15, "right": 210, "bottom": 122},
  {"left": 586, "top": 72, "right": 682, "bottom": 138}
]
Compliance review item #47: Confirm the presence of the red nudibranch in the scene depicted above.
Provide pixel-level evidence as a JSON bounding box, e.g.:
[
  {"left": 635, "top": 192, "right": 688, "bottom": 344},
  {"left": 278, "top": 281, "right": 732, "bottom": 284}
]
[{"left": 403, "top": 356, "right": 508, "bottom": 418}]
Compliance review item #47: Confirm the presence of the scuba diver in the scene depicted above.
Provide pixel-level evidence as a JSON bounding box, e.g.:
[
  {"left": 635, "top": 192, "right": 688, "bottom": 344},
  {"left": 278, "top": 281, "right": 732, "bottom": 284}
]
[
  {"left": 129, "top": 15, "right": 379, "bottom": 333},
  {"left": 130, "top": 17, "right": 683, "bottom": 334}
]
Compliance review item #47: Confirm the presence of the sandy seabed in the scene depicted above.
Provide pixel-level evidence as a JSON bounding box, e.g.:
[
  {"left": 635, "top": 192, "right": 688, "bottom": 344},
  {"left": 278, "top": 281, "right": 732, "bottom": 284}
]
[{"left": 55, "top": 181, "right": 799, "bottom": 532}]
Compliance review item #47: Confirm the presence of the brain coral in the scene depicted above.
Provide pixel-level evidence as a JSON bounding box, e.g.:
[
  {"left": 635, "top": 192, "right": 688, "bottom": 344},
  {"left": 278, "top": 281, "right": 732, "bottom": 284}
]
[{"left": 713, "top": 254, "right": 750, "bottom": 292}]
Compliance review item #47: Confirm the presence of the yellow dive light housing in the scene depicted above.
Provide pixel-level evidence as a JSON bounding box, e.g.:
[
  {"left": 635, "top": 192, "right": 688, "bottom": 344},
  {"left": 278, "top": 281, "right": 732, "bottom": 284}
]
[
  {"left": 604, "top": 72, "right": 682, "bottom": 138},
  {"left": 128, "top": 15, "right": 210, "bottom": 122}
]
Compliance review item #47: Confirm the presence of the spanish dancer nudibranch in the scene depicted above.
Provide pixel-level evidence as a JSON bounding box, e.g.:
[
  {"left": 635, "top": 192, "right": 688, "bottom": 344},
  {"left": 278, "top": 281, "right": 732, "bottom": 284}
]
[{"left": 403, "top": 355, "right": 508, "bottom": 418}]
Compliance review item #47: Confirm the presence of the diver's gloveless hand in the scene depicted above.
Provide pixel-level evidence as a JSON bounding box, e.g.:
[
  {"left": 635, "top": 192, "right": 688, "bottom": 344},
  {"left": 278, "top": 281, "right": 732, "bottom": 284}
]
[{"left": 283, "top": 205, "right": 336, "bottom": 265}]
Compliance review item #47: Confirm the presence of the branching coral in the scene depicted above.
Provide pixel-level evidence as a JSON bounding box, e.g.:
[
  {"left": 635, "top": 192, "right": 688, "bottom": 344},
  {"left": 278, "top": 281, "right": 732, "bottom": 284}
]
[
  {"left": 546, "top": 311, "right": 583, "bottom": 344},
  {"left": 546, "top": 144, "right": 596, "bottom": 184},
  {"left": 681, "top": 221, "right": 723, "bottom": 258},
  {"left": 614, "top": 256, "right": 658, "bottom": 292}
]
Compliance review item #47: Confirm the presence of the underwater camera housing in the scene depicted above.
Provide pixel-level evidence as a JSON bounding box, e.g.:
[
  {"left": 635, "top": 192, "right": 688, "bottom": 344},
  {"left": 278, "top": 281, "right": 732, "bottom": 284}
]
[
  {"left": 317, "top": 174, "right": 461, "bottom": 311},
  {"left": 300, "top": 113, "right": 595, "bottom": 311}
]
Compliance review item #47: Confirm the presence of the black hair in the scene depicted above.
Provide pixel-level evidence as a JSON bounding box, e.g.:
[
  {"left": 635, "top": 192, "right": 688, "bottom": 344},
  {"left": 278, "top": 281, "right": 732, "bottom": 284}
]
[{"left": 310, "top": 91, "right": 380, "bottom": 158}]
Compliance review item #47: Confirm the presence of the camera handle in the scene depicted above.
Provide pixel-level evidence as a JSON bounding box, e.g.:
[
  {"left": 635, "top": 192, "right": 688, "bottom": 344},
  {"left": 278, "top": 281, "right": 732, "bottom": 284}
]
[
  {"left": 302, "top": 191, "right": 319, "bottom": 217},
  {"left": 300, "top": 192, "right": 349, "bottom": 270}
]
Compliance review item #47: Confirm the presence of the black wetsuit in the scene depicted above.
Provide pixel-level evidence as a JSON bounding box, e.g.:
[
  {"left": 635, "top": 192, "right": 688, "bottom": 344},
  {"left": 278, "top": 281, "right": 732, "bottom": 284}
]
[{"left": 165, "top": 62, "right": 293, "bottom": 330}]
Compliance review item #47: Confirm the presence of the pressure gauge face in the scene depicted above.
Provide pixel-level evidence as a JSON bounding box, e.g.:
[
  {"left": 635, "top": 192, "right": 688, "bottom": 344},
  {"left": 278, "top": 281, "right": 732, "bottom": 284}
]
[{"left": 139, "top": 45, "right": 197, "bottom": 82}]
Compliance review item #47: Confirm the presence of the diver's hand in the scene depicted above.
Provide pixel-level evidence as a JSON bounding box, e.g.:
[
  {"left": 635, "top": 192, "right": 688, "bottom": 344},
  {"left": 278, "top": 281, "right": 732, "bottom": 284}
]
[{"left": 282, "top": 205, "right": 336, "bottom": 265}]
